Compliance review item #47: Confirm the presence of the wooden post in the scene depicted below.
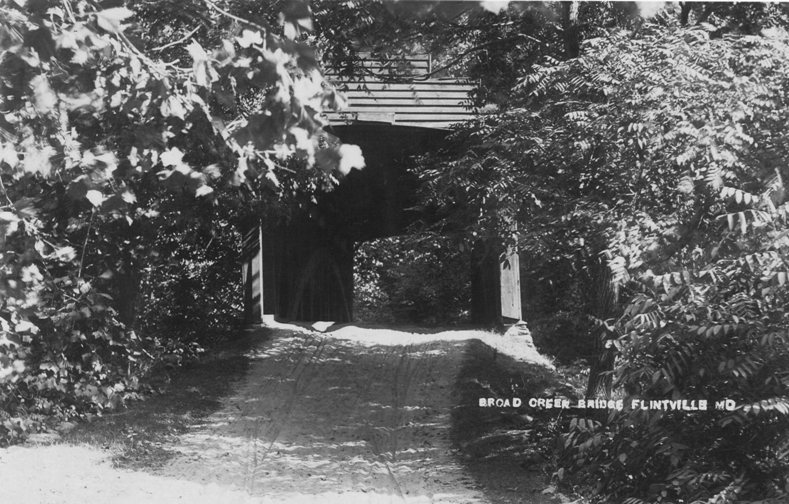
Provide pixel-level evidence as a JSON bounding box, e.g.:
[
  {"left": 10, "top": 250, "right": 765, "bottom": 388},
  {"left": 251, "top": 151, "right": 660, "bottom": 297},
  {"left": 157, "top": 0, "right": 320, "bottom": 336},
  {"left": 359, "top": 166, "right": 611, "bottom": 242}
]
[
  {"left": 241, "top": 225, "right": 265, "bottom": 325},
  {"left": 499, "top": 245, "right": 522, "bottom": 322},
  {"left": 471, "top": 238, "right": 523, "bottom": 325}
]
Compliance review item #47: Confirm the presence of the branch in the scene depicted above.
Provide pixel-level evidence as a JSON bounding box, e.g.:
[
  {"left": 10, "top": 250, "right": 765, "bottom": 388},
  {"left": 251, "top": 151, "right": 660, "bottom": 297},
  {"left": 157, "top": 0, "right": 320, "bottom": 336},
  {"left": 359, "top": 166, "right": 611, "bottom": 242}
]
[
  {"left": 151, "top": 25, "right": 201, "bottom": 52},
  {"left": 0, "top": 175, "right": 14, "bottom": 206},
  {"left": 203, "top": 0, "right": 268, "bottom": 33},
  {"left": 77, "top": 209, "right": 95, "bottom": 279}
]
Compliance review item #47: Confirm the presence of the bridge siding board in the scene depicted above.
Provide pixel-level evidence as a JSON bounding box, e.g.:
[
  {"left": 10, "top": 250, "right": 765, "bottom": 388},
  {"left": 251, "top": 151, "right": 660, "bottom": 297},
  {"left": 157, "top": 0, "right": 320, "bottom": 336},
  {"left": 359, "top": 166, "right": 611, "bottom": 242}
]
[
  {"left": 336, "top": 83, "right": 474, "bottom": 92},
  {"left": 326, "top": 113, "right": 474, "bottom": 126},
  {"left": 331, "top": 106, "right": 470, "bottom": 114},
  {"left": 342, "top": 92, "right": 471, "bottom": 101},
  {"left": 326, "top": 73, "right": 475, "bottom": 129},
  {"left": 336, "top": 121, "right": 466, "bottom": 129},
  {"left": 343, "top": 98, "right": 470, "bottom": 107},
  {"left": 327, "top": 61, "right": 430, "bottom": 70}
]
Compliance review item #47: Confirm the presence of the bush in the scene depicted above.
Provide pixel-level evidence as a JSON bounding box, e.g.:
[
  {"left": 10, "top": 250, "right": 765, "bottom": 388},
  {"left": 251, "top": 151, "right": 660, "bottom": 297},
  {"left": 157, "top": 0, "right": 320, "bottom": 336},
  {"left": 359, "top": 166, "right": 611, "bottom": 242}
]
[{"left": 354, "top": 234, "right": 472, "bottom": 325}]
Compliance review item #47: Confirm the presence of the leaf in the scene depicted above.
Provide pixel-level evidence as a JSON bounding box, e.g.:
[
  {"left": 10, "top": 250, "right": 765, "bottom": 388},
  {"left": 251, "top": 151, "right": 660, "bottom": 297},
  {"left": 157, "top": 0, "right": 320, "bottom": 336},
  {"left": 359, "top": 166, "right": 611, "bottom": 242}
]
[
  {"left": 160, "top": 96, "right": 187, "bottom": 120},
  {"left": 161, "top": 147, "right": 185, "bottom": 167},
  {"left": 23, "top": 144, "right": 54, "bottom": 176},
  {"left": 315, "top": 147, "right": 340, "bottom": 173},
  {"left": 30, "top": 75, "right": 56, "bottom": 114},
  {"left": 338, "top": 144, "right": 365, "bottom": 174},
  {"left": 0, "top": 211, "right": 19, "bottom": 224},
  {"left": 186, "top": 39, "right": 208, "bottom": 62},
  {"left": 95, "top": 7, "right": 134, "bottom": 34},
  {"left": 85, "top": 190, "right": 104, "bottom": 207},
  {"left": 236, "top": 29, "right": 263, "bottom": 48},
  {"left": 202, "top": 164, "right": 222, "bottom": 180},
  {"left": 677, "top": 176, "right": 694, "bottom": 194},
  {"left": 187, "top": 40, "right": 216, "bottom": 87},
  {"left": 195, "top": 185, "right": 213, "bottom": 197},
  {"left": 121, "top": 191, "right": 136, "bottom": 204},
  {"left": 265, "top": 170, "right": 279, "bottom": 187},
  {"left": 0, "top": 142, "right": 18, "bottom": 168},
  {"left": 53, "top": 246, "right": 76, "bottom": 261}
]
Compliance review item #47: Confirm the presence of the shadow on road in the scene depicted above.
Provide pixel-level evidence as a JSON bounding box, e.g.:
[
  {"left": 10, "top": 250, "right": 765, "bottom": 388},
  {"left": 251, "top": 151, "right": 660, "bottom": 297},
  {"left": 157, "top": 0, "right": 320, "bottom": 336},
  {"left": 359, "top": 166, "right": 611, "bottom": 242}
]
[
  {"left": 450, "top": 339, "right": 577, "bottom": 504},
  {"left": 60, "top": 327, "right": 269, "bottom": 469}
]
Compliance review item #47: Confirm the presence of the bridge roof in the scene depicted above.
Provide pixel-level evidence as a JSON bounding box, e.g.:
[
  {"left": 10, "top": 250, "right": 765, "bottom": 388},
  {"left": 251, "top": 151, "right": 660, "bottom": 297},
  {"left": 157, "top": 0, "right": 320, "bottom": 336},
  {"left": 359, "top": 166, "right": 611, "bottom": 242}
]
[{"left": 323, "top": 55, "right": 476, "bottom": 130}]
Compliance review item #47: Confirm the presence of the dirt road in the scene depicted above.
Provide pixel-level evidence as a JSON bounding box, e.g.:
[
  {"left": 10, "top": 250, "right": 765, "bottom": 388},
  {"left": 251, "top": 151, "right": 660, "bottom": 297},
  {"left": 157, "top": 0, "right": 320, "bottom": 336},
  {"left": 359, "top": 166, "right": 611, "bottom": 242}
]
[
  {"left": 159, "top": 327, "right": 490, "bottom": 503},
  {"left": 0, "top": 325, "right": 558, "bottom": 504}
]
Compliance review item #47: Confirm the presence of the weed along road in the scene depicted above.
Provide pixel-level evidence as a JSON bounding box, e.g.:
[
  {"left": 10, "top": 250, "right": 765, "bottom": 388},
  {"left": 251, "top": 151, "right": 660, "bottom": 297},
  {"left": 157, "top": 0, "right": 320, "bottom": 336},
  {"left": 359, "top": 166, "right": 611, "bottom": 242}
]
[{"left": 1, "top": 325, "right": 562, "bottom": 504}]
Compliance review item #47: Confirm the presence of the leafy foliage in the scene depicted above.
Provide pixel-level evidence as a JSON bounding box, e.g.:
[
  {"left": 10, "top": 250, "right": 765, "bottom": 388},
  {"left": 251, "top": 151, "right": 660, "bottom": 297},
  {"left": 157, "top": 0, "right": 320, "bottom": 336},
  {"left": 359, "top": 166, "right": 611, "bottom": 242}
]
[
  {"left": 354, "top": 234, "right": 471, "bottom": 325},
  {"left": 417, "top": 13, "right": 789, "bottom": 502},
  {"left": 0, "top": 0, "right": 362, "bottom": 444}
]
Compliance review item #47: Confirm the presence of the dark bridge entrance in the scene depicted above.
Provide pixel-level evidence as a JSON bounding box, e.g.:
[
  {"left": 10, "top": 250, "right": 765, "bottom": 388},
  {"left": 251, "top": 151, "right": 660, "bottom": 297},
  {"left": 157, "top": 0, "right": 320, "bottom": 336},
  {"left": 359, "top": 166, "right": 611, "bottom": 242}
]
[{"left": 241, "top": 71, "right": 522, "bottom": 326}]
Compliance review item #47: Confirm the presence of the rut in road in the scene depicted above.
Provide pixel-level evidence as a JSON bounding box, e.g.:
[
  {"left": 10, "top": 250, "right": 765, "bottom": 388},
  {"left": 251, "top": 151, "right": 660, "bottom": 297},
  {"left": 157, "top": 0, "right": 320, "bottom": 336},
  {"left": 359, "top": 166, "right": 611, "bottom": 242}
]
[{"left": 158, "top": 327, "right": 491, "bottom": 504}]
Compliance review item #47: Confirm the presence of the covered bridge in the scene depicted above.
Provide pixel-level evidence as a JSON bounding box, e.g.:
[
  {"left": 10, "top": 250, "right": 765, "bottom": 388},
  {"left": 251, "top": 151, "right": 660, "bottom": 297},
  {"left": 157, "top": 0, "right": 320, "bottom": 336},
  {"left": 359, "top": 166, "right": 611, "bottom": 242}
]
[{"left": 241, "top": 56, "right": 522, "bottom": 326}]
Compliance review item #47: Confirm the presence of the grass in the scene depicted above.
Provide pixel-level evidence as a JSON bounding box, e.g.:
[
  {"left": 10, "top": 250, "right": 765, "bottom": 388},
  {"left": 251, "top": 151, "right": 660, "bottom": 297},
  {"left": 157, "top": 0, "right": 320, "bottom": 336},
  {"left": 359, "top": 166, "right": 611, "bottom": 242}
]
[{"left": 57, "top": 328, "right": 264, "bottom": 470}]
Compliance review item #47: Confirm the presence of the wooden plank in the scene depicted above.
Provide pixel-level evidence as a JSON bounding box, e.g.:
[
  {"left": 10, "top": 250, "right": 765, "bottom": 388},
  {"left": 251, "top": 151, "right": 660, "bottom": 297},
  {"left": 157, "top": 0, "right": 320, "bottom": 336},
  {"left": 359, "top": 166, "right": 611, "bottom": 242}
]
[
  {"left": 326, "top": 116, "right": 473, "bottom": 125},
  {"left": 337, "top": 105, "right": 471, "bottom": 114},
  {"left": 334, "top": 81, "right": 474, "bottom": 92},
  {"left": 327, "top": 120, "right": 471, "bottom": 129},
  {"left": 325, "top": 73, "right": 476, "bottom": 128},
  {"left": 330, "top": 120, "right": 461, "bottom": 129},
  {"left": 392, "top": 121, "right": 465, "bottom": 129},
  {"left": 355, "top": 52, "right": 430, "bottom": 64},
  {"left": 339, "top": 111, "right": 395, "bottom": 123},
  {"left": 343, "top": 92, "right": 471, "bottom": 101},
  {"left": 345, "top": 97, "right": 471, "bottom": 106},
  {"left": 327, "top": 111, "right": 473, "bottom": 119},
  {"left": 326, "top": 61, "right": 430, "bottom": 71}
]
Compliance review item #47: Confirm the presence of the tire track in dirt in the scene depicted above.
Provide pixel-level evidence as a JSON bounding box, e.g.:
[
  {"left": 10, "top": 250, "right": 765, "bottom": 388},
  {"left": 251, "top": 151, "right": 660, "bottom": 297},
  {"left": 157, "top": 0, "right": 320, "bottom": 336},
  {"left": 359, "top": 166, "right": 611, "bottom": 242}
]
[
  {"left": 157, "top": 328, "right": 489, "bottom": 503},
  {"left": 246, "top": 335, "right": 331, "bottom": 482}
]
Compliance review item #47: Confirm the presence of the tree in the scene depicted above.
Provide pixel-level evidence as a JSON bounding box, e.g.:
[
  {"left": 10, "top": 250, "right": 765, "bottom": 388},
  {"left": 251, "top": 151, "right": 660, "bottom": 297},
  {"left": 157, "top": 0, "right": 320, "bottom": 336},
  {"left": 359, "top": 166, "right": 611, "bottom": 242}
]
[
  {"left": 0, "top": 0, "right": 362, "bottom": 444},
  {"left": 419, "top": 11, "right": 789, "bottom": 501}
]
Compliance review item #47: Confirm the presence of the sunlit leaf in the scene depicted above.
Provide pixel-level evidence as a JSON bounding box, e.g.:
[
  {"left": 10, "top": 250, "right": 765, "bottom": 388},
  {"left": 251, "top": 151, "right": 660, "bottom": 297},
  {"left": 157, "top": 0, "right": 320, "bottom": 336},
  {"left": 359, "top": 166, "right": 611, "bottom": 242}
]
[{"left": 95, "top": 7, "right": 134, "bottom": 34}]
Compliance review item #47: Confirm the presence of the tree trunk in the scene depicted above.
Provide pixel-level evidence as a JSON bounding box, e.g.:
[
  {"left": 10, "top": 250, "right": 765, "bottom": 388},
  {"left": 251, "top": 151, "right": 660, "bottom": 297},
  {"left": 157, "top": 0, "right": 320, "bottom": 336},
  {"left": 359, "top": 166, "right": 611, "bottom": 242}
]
[
  {"left": 116, "top": 267, "right": 139, "bottom": 328},
  {"left": 585, "top": 257, "right": 618, "bottom": 399},
  {"left": 562, "top": 1, "right": 581, "bottom": 58},
  {"left": 679, "top": 2, "right": 692, "bottom": 25}
]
